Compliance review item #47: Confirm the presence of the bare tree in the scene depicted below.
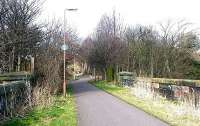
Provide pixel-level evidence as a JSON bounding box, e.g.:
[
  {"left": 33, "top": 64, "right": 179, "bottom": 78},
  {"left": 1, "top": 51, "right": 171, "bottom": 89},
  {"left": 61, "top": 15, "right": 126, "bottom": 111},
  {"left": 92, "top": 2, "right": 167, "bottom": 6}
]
[
  {"left": 0, "top": 0, "right": 42, "bottom": 72},
  {"left": 83, "top": 11, "right": 126, "bottom": 81}
]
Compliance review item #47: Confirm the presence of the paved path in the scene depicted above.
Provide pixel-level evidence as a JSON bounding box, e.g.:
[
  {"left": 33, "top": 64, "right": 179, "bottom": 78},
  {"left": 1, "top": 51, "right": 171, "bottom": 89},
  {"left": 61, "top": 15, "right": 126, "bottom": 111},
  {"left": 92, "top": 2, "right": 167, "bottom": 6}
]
[{"left": 71, "top": 77, "right": 168, "bottom": 126}]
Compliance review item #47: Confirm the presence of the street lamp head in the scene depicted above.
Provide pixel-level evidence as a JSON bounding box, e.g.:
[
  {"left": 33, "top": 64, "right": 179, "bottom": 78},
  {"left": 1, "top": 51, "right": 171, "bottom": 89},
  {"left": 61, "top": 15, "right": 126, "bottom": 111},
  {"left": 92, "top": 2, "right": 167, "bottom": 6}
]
[
  {"left": 66, "top": 8, "right": 78, "bottom": 11},
  {"left": 61, "top": 44, "right": 69, "bottom": 51}
]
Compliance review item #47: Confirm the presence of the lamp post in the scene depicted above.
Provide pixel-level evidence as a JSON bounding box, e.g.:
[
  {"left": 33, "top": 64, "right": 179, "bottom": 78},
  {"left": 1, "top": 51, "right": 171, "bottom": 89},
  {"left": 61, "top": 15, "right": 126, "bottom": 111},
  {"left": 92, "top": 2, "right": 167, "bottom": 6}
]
[{"left": 63, "top": 8, "right": 78, "bottom": 97}]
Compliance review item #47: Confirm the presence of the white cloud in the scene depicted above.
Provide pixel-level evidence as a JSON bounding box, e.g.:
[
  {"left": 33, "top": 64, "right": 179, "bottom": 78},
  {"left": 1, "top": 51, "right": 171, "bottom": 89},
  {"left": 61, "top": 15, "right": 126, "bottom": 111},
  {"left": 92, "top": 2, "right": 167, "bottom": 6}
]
[{"left": 39, "top": 0, "right": 200, "bottom": 38}]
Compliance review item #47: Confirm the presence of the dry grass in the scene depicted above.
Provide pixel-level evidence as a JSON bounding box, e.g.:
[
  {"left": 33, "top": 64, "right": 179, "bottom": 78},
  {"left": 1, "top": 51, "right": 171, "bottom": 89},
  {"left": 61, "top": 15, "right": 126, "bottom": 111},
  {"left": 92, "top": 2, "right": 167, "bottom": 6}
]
[{"left": 92, "top": 80, "right": 200, "bottom": 126}]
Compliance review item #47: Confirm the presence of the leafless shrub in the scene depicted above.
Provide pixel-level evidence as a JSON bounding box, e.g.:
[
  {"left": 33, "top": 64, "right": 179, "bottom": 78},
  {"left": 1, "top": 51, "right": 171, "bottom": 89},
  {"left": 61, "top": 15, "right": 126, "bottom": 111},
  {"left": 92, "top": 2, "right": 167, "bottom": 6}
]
[{"left": 32, "top": 82, "right": 53, "bottom": 108}]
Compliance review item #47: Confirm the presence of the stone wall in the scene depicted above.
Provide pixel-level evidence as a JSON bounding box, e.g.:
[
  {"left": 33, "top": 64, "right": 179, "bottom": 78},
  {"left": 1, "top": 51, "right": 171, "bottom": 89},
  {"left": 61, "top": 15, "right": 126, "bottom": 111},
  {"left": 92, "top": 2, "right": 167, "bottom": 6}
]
[{"left": 133, "top": 77, "right": 200, "bottom": 108}]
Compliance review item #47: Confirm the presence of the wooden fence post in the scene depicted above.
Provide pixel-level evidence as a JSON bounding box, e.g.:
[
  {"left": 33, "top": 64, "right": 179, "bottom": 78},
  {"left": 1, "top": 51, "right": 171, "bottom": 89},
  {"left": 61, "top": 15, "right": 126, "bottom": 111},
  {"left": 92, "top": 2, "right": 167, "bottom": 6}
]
[
  {"left": 194, "top": 87, "right": 199, "bottom": 109},
  {"left": 26, "top": 73, "right": 32, "bottom": 107},
  {"left": 31, "top": 57, "right": 34, "bottom": 73}
]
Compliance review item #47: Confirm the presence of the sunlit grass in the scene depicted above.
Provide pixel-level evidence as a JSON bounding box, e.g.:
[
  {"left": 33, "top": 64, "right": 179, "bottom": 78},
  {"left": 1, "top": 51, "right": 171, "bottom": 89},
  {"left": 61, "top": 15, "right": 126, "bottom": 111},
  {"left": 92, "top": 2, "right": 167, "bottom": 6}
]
[
  {"left": 2, "top": 85, "right": 77, "bottom": 126},
  {"left": 91, "top": 80, "right": 200, "bottom": 126}
]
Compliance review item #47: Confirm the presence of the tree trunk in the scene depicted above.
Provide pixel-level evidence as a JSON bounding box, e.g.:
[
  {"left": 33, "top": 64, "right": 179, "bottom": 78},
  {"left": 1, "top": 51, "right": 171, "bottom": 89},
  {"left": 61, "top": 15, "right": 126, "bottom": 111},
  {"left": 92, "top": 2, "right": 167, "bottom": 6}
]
[
  {"left": 127, "top": 56, "right": 129, "bottom": 71},
  {"left": 93, "top": 67, "right": 96, "bottom": 81},
  {"left": 150, "top": 52, "right": 154, "bottom": 78},
  {"left": 17, "top": 55, "right": 21, "bottom": 72},
  {"left": 9, "top": 53, "right": 12, "bottom": 72},
  {"left": 104, "top": 68, "right": 107, "bottom": 81},
  {"left": 12, "top": 47, "right": 15, "bottom": 71},
  {"left": 9, "top": 47, "right": 15, "bottom": 72}
]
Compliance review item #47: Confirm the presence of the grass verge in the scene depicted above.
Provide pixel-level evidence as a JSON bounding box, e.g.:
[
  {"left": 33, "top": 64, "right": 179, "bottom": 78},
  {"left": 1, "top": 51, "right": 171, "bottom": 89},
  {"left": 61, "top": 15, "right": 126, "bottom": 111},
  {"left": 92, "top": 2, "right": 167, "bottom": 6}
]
[
  {"left": 90, "top": 80, "right": 200, "bottom": 126},
  {"left": 2, "top": 85, "right": 77, "bottom": 126}
]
